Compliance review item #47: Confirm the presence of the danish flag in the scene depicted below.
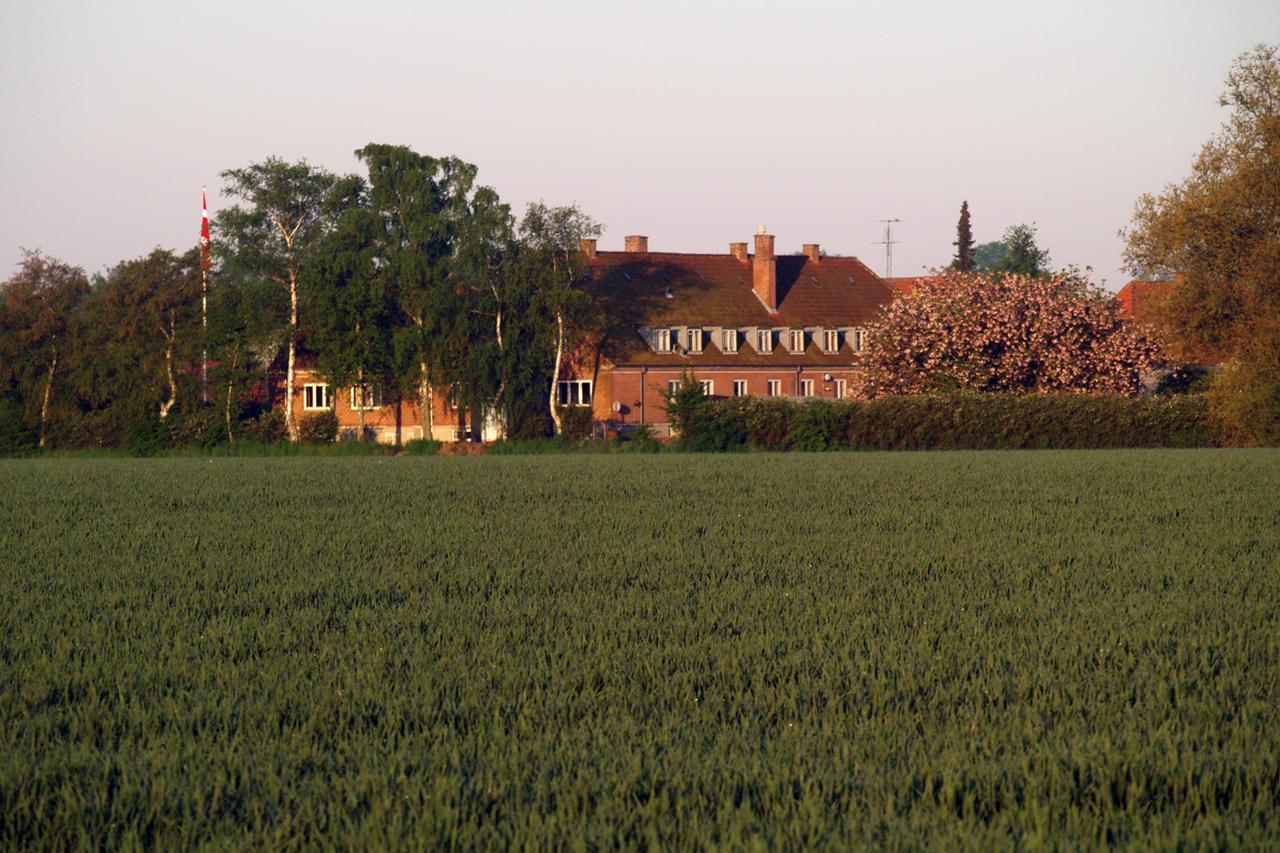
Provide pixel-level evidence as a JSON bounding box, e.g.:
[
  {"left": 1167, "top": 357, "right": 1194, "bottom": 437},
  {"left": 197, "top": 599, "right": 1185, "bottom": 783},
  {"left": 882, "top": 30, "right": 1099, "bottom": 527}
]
[{"left": 199, "top": 186, "right": 212, "bottom": 271}]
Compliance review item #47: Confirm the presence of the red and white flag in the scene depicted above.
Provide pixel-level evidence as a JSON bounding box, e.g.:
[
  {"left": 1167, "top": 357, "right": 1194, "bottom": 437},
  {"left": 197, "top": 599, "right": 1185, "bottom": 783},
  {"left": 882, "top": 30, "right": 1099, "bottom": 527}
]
[{"left": 199, "top": 186, "right": 212, "bottom": 271}]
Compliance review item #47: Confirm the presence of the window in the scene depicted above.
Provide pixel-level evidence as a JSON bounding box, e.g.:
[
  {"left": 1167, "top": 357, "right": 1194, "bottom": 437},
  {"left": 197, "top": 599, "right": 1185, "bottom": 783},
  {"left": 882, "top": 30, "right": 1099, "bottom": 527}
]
[
  {"left": 699, "top": 380, "right": 714, "bottom": 397},
  {"left": 823, "top": 329, "right": 840, "bottom": 353},
  {"left": 303, "top": 384, "right": 330, "bottom": 410},
  {"left": 668, "top": 379, "right": 681, "bottom": 395},
  {"left": 349, "top": 384, "right": 382, "bottom": 410},
  {"left": 767, "top": 379, "right": 782, "bottom": 397},
  {"left": 756, "top": 329, "right": 773, "bottom": 353},
  {"left": 853, "top": 328, "right": 866, "bottom": 353},
  {"left": 557, "top": 380, "right": 593, "bottom": 407},
  {"left": 789, "top": 329, "right": 806, "bottom": 353},
  {"left": 686, "top": 328, "right": 702, "bottom": 353},
  {"left": 656, "top": 328, "right": 671, "bottom": 353},
  {"left": 722, "top": 329, "right": 738, "bottom": 353},
  {"left": 732, "top": 379, "right": 748, "bottom": 397},
  {"left": 834, "top": 378, "right": 847, "bottom": 398},
  {"left": 800, "top": 379, "right": 814, "bottom": 397}
]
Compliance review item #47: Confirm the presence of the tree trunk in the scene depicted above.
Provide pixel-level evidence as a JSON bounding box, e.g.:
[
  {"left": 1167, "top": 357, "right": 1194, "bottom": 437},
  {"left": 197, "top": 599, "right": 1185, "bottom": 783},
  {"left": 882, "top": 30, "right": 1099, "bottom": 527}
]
[
  {"left": 37, "top": 345, "right": 57, "bottom": 449},
  {"left": 494, "top": 307, "right": 508, "bottom": 439},
  {"left": 225, "top": 350, "right": 239, "bottom": 446},
  {"left": 285, "top": 271, "right": 299, "bottom": 441},
  {"left": 159, "top": 312, "right": 177, "bottom": 421},
  {"left": 549, "top": 309, "right": 565, "bottom": 436},
  {"left": 356, "top": 366, "right": 366, "bottom": 441}
]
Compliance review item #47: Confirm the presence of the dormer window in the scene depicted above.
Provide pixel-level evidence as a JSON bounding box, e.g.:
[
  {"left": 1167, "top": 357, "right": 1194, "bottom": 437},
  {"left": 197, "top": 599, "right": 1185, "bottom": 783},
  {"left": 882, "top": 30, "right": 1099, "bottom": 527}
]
[
  {"left": 722, "top": 329, "right": 738, "bottom": 353},
  {"left": 686, "top": 328, "right": 703, "bottom": 353},
  {"left": 854, "top": 328, "right": 866, "bottom": 353},
  {"left": 823, "top": 329, "right": 839, "bottom": 353},
  {"left": 789, "top": 329, "right": 806, "bottom": 353},
  {"left": 656, "top": 328, "right": 671, "bottom": 353},
  {"left": 756, "top": 329, "right": 773, "bottom": 353}
]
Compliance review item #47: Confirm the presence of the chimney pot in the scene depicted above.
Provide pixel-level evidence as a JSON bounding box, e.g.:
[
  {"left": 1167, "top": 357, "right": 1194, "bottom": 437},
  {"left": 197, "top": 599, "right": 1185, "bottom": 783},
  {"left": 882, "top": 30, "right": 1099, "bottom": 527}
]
[
  {"left": 803, "top": 243, "right": 821, "bottom": 262},
  {"left": 730, "top": 242, "right": 749, "bottom": 263},
  {"left": 624, "top": 235, "right": 649, "bottom": 253},
  {"left": 579, "top": 238, "right": 597, "bottom": 259},
  {"left": 753, "top": 231, "right": 777, "bottom": 312}
]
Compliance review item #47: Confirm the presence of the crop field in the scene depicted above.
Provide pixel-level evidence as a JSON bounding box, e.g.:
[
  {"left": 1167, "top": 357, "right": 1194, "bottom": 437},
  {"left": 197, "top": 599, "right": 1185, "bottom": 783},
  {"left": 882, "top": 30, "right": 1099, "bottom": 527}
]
[{"left": 1, "top": 451, "right": 1279, "bottom": 848}]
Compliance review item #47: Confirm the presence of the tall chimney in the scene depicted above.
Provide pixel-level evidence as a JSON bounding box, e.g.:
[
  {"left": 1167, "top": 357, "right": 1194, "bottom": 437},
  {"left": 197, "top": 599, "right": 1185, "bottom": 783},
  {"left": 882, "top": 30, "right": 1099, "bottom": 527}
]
[
  {"left": 624, "top": 235, "right": 649, "bottom": 253},
  {"left": 803, "top": 243, "right": 821, "bottom": 263},
  {"left": 579, "top": 238, "right": 597, "bottom": 259},
  {"left": 753, "top": 227, "right": 777, "bottom": 312},
  {"left": 729, "top": 242, "right": 749, "bottom": 263}
]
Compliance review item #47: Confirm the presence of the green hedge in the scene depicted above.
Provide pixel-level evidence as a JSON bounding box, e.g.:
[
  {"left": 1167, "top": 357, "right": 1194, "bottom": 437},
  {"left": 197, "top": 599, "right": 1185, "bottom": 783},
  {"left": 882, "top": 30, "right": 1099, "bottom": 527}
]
[{"left": 676, "top": 394, "right": 1211, "bottom": 451}]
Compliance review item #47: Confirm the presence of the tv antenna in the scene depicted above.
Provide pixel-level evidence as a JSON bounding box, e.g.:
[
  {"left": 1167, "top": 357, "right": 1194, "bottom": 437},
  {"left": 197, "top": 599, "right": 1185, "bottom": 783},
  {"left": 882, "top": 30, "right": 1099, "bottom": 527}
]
[{"left": 875, "top": 218, "right": 901, "bottom": 278}]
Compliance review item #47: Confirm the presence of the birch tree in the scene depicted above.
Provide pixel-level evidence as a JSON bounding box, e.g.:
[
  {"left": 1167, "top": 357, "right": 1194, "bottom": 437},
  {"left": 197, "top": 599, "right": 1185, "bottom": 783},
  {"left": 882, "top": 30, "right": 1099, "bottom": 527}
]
[
  {"left": 216, "top": 159, "right": 347, "bottom": 440},
  {"left": 517, "top": 203, "right": 601, "bottom": 436},
  {"left": 0, "top": 251, "right": 90, "bottom": 447}
]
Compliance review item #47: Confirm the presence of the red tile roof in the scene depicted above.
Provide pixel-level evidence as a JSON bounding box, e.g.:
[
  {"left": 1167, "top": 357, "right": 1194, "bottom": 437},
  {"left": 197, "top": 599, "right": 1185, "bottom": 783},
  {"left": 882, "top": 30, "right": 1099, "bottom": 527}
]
[
  {"left": 1113, "top": 279, "right": 1171, "bottom": 323},
  {"left": 884, "top": 275, "right": 943, "bottom": 297},
  {"left": 587, "top": 250, "right": 894, "bottom": 367}
]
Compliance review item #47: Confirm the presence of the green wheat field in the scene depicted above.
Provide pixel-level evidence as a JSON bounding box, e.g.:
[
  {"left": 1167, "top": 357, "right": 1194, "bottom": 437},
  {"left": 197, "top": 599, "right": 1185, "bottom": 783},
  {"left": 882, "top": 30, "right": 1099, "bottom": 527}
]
[{"left": 2, "top": 451, "right": 1278, "bottom": 848}]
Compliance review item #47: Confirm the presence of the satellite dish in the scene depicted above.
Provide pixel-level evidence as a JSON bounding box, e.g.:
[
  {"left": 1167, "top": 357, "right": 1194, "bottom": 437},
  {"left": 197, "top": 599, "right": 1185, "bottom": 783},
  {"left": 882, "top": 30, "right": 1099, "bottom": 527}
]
[{"left": 611, "top": 401, "right": 622, "bottom": 413}]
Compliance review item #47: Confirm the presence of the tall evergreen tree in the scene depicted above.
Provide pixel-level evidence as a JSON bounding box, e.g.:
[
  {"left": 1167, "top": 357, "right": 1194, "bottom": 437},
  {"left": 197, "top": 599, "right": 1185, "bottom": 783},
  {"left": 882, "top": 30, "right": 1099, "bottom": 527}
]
[{"left": 950, "top": 200, "right": 976, "bottom": 271}]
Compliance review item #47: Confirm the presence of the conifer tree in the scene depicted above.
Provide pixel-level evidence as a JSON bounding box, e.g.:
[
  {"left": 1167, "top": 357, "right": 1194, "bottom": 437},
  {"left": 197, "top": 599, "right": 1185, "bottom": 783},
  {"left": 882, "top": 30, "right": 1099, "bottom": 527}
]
[{"left": 951, "top": 201, "right": 976, "bottom": 271}]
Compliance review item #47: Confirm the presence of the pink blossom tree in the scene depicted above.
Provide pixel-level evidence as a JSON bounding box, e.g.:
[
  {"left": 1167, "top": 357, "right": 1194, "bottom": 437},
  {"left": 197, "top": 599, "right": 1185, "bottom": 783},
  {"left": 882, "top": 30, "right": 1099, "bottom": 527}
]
[{"left": 856, "top": 270, "right": 1166, "bottom": 398}]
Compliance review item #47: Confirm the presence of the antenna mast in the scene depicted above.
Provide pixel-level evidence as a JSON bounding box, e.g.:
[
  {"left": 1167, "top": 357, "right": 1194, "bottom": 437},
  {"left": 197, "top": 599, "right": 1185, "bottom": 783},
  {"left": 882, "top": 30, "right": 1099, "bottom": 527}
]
[{"left": 875, "top": 218, "right": 901, "bottom": 278}]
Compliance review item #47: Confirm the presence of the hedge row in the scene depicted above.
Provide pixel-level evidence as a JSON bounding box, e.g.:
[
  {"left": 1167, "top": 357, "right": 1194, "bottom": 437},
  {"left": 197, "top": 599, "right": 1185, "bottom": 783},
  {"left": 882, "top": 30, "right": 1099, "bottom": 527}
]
[{"left": 673, "top": 394, "right": 1212, "bottom": 451}]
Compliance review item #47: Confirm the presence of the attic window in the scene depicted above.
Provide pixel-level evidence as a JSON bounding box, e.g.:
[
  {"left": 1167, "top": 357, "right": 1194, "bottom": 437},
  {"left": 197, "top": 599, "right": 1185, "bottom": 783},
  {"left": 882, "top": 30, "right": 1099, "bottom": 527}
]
[
  {"left": 722, "top": 329, "right": 738, "bottom": 353},
  {"left": 686, "top": 328, "right": 703, "bottom": 353},
  {"left": 822, "top": 329, "right": 839, "bottom": 353},
  {"left": 656, "top": 328, "right": 672, "bottom": 353},
  {"left": 789, "top": 329, "right": 806, "bottom": 353},
  {"left": 756, "top": 329, "right": 773, "bottom": 354},
  {"left": 854, "top": 328, "right": 866, "bottom": 353}
]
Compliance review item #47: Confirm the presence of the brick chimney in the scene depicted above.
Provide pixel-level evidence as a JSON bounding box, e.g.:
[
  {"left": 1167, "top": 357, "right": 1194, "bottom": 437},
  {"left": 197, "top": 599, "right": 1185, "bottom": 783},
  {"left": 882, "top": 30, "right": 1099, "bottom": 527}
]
[
  {"left": 624, "top": 235, "right": 649, "bottom": 253},
  {"left": 753, "top": 227, "right": 777, "bottom": 312},
  {"left": 579, "top": 238, "right": 597, "bottom": 259},
  {"left": 803, "top": 243, "right": 821, "bottom": 263},
  {"left": 729, "top": 242, "right": 749, "bottom": 263}
]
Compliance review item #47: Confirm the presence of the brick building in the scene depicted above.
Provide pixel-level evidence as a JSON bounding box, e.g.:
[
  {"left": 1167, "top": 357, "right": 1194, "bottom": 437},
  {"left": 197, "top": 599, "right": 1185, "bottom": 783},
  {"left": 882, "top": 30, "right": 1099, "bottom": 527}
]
[
  {"left": 280, "top": 228, "right": 896, "bottom": 441},
  {"left": 565, "top": 228, "right": 894, "bottom": 434}
]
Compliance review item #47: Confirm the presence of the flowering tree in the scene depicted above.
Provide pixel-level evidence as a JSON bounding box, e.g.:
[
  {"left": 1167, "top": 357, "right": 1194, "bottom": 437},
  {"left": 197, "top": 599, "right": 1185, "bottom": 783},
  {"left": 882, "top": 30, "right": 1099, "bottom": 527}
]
[{"left": 856, "top": 270, "right": 1166, "bottom": 398}]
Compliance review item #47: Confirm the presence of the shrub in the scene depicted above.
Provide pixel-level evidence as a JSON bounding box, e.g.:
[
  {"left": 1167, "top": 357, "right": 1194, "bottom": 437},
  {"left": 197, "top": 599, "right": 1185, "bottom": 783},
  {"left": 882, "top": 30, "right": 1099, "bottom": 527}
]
[
  {"left": 1206, "top": 360, "right": 1280, "bottom": 446},
  {"left": 124, "top": 416, "right": 169, "bottom": 457},
  {"left": 557, "top": 406, "right": 593, "bottom": 439},
  {"left": 298, "top": 412, "right": 339, "bottom": 445},
  {"left": 165, "top": 408, "right": 227, "bottom": 449},
  {"left": 239, "top": 410, "right": 287, "bottom": 445},
  {"left": 404, "top": 438, "right": 443, "bottom": 456}
]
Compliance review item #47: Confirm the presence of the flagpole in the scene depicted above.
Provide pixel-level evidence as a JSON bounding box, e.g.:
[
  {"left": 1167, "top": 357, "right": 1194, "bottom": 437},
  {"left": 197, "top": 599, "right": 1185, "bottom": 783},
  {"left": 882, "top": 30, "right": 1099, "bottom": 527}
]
[{"left": 200, "top": 186, "right": 209, "bottom": 405}]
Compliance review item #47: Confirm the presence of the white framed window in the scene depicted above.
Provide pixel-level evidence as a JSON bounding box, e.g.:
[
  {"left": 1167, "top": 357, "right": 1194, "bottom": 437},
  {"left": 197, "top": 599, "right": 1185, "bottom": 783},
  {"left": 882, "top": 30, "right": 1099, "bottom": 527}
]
[
  {"left": 756, "top": 329, "right": 773, "bottom": 353},
  {"left": 800, "top": 379, "right": 814, "bottom": 397},
  {"left": 732, "top": 379, "right": 748, "bottom": 397},
  {"left": 656, "top": 328, "right": 672, "bottom": 353},
  {"left": 823, "top": 329, "right": 840, "bottom": 353},
  {"left": 668, "top": 379, "right": 681, "bottom": 395},
  {"left": 789, "top": 329, "right": 806, "bottom": 353},
  {"left": 767, "top": 379, "right": 781, "bottom": 397},
  {"left": 834, "top": 378, "right": 847, "bottom": 398},
  {"left": 700, "top": 379, "right": 714, "bottom": 397},
  {"left": 303, "top": 383, "right": 330, "bottom": 411},
  {"left": 686, "top": 328, "right": 703, "bottom": 353},
  {"left": 853, "top": 328, "right": 866, "bottom": 353},
  {"left": 557, "top": 379, "right": 593, "bottom": 407},
  {"left": 350, "top": 384, "right": 382, "bottom": 410},
  {"left": 722, "top": 329, "right": 738, "bottom": 353}
]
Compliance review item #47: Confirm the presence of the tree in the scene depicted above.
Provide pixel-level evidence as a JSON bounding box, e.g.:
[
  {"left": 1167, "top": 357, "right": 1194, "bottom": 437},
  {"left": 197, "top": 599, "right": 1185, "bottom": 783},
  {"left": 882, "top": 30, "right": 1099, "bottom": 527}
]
[
  {"left": 855, "top": 270, "right": 1163, "bottom": 398},
  {"left": 516, "top": 203, "right": 602, "bottom": 436},
  {"left": 205, "top": 267, "right": 286, "bottom": 444},
  {"left": 994, "top": 223, "right": 1051, "bottom": 277},
  {"left": 216, "top": 158, "right": 347, "bottom": 441},
  {"left": 0, "top": 251, "right": 91, "bottom": 447},
  {"left": 973, "top": 240, "right": 1008, "bottom": 271},
  {"left": 1122, "top": 44, "right": 1280, "bottom": 442},
  {"left": 950, "top": 201, "right": 976, "bottom": 271}
]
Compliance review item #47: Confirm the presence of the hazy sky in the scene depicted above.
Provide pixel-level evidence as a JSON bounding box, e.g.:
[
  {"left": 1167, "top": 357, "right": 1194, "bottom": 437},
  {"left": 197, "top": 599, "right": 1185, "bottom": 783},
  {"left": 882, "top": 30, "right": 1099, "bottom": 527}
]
[{"left": 2, "top": 0, "right": 1277, "bottom": 290}]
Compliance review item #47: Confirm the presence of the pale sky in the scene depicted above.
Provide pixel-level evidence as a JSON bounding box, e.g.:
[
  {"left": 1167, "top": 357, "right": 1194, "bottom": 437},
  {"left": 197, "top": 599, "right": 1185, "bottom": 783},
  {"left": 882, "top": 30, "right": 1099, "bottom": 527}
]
[{"left": 2, "top": 0, "right": 1277, "bottom": 290}]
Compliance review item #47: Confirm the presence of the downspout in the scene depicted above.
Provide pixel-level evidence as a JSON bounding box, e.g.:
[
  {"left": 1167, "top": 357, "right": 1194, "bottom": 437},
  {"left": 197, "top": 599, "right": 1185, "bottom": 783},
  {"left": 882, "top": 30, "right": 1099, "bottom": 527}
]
[{"left": 640, "top": 367, "right": 647, "bottom": 425}]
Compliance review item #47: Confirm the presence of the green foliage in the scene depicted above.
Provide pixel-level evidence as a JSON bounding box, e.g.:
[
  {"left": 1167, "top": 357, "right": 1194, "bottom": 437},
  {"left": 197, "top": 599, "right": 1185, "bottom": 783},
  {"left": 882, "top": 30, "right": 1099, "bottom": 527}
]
[
  {"left": 1, "top": 453, "right": 1279, "bottom": 847},
  {"left": 950, "top": 200, "right": 975, "bottom": 271},
  {"left": 1207, "top": 359, "right": 1280, "bottom": 446},
  {"left": 298, "top": 411, "right": 339, "bottom": 444},
  {"left": 679, "top": 394, "right": 1212, "bottom": 451},
  {"left": 972, "top": 240, "right": 1007, "bottom": 271},
  {"left": 556, "top": 405, "right": 593, "bottom": 439},
  {"left": 239, "top": 410, "right": 287, "bottom": 445},
  {"left": 993, "top": 223, "right": 1051, "bottom": 276},
  {"left": 123, "top": 415, "right": 169, "bottom": 456},
  {"left": 660, "top": 371, "right": 710, "bottom": 443},
  {"left": 403, "top": 438, "right": 443, "bottom": 456}
]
